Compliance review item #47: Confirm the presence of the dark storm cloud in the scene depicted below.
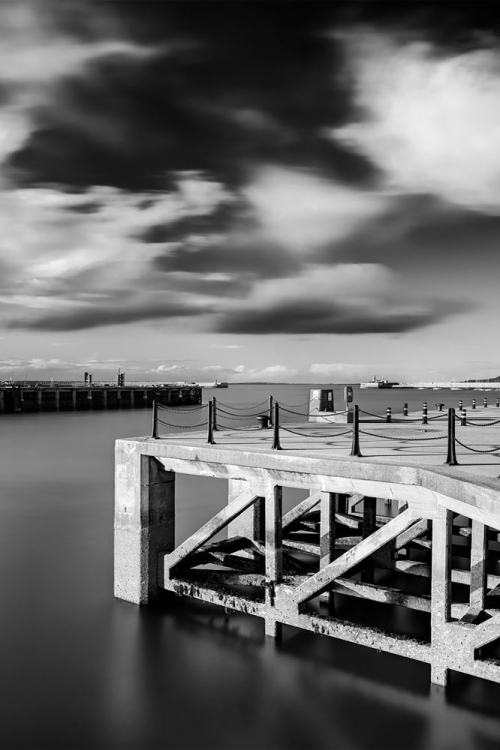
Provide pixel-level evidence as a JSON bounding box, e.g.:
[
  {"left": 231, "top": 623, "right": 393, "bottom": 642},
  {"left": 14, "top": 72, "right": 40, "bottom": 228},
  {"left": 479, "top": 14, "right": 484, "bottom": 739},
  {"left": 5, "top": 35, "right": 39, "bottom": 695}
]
[
  {"left": 320, "top": 196, "right": 500, "bottom": 273},
  {"left": 9, "top": 300, "right": 211, "bottom": 332},
  {"left": 7, "top": 1, "right": 382, "bottom": 192},
  {"left": 215, "top": 298, "right": 471, "bottom": 335}
]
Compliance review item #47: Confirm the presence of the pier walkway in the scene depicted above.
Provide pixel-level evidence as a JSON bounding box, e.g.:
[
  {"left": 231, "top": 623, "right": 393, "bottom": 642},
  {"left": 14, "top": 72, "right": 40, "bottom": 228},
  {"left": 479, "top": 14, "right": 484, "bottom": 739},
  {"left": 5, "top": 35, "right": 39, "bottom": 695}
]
[{"left": 114, "top": 404, "right": 500, "bottom": 689}]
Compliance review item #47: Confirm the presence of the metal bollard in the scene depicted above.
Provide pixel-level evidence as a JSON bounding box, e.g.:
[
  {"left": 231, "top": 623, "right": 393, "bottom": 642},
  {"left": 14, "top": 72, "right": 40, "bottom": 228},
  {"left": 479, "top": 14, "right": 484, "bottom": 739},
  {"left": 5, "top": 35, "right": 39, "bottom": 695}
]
[
  {"left": 350, "top": 405, "right": 362, "bottom": 457},
  {"left": 458, "top": 400, "right": 463, "bottom": 411},
  {"left": 403, "top": 403, "right": 408, "bottom": 417},
  {"left": 272, "top": 402, "right": 282, "bottom": 450},
  {"left": 461, "top": 407, "right": 467, "bottom": 426},
  {"left": 472, "top": 399, "right": 476, "bottom": 409},
  {"left": 445, "top": 407, "right": 458, "bottom": 465},
  {"left": 386, "top": 406, "right": 392, "bottom": 423},
  {"left": 484, "top": 397, "right": 488, "bottom": 408},
  {"left": 497, "top": 398, "right": 499, "bottom": 407},
  {"left": 269, "top": 394, "right": 274, "bottom": 426},
  {"left": 212, "top": 397, "right": 218, "bottom": 431},
  {"left": 207, "top": 401, "right": 216, "bottom": 444},
  {"left": 422, "top": 402, "right": 428, "bottom": 425},
  {"left": 151, "top": 399, "right": 159, "bottom": 439}
]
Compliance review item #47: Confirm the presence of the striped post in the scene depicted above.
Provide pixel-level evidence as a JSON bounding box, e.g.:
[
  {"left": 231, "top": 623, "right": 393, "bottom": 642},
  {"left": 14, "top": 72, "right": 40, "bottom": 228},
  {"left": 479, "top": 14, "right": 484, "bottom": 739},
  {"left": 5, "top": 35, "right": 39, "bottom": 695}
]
[
  {"left": 272, "top": 402, "right": 281, "bottom": 450},
  {"left": 269, "top": 395, "right": 274, "bottom": 426},
  {"left": 484, "top": 397, "right": 488, "bottom": 408},
  {"left": 403, "top": 403, "right": 408, "bottom": 417},
  {"left": 350, "top": 405, "right": 362, "bottom": 457},
  {"left": 496, "top": 398, "right": 499, "bottom": 407},
  {"left": 207, "top": 401, "right": 215, "bottom": 444},
  {"left": 461, "top": 407, "right": 467, "bottom": 427},
  {"left": 151, "top": 399, "right": 159, "bottom": 439},
  {"left": 445, "top": 408, "right": 458, "bottom": 466},
  {"left": 212, "top": 397, "right": 218, "bottom": 431},
  {"left": 422, "top": 402, "right": 428, "bottom": 425},
  {"left": 386, "top": 406, "right": 392, "bottom": 423},
  {"left": 472, "top": 399, "right": 476, "bottom": 410},
  {"left": 458, "top": 400, "right": 463, "bottom": 411}
]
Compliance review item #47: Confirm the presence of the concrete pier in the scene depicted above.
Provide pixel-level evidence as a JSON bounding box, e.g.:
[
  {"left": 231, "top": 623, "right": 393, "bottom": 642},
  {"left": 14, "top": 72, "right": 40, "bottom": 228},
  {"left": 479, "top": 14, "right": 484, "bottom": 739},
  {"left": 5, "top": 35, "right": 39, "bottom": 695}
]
[
  {"left": 114, "top": 406, "right": 500, "bottom": 688},
  {"left": 0, "top": 384, "right": 202, "bottom": 414}
]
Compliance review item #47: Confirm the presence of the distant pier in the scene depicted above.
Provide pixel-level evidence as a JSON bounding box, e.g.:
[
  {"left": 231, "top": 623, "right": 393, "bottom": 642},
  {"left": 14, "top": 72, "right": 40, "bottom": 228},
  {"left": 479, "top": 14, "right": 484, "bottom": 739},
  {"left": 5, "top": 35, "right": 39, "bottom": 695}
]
[{"left": 0, "top": 381, "right": 202, "bottom": 414}]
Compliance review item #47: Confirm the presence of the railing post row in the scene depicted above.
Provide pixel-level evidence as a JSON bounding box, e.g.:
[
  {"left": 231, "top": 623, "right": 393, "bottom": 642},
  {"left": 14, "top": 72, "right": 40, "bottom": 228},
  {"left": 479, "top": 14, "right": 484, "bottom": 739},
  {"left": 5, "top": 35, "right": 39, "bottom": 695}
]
[
  {"left": 151, "top": 399, "right": 159, "bottom": 439},
  {"left": 445, "top": 407, "right": 458, "bottom": 466},
  {"left": 350, "top": 404, "right": 362, "bottom": 457},
  {"left": 272, "top": 402, "right": 281, "bottom": 450}
]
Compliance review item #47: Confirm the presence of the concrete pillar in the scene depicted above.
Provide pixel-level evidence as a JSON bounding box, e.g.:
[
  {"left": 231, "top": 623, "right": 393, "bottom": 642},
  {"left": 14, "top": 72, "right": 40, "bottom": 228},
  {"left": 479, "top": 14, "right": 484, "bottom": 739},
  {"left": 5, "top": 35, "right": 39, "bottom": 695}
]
[
  {"left": 265, "top": 482, "right": 282, "bottom": 638},
  {"left": 227, "top": 478, "right": 264, "bottom": 541},
  {"left": 114, "top": 449, "right": 175, "bottom": 604},
  {"left": 103, "top": 389, "right": 107, "bottom": 408},
  {"left": 362, "top": 497, "right": 377, "bottom": 583},
  {"left": 0, "top": 390, "right": 4, "bottom": 413},
  {"left": 130, "top": 390, "right": 134, "bottom": 408},
  {"left": 431, "top": 508, "right": 453, "bottom": 686},
  {"left": 72, "top": 389, "right": 76, "bottom": 410},
  {"left": 37, "top": 390, "right": 42, "bottom": 411},
  {"left": 470, "top": 520, "right": 488, "bottom": 612},
  {"left": 55, "top": 390, "right": 60, "bottom": 411},
  {"left": 320, "top": 491, "right": 336, "bottom": 609},
  {"left": 320, "top": 492, "right": 335, "bottom": 569}
]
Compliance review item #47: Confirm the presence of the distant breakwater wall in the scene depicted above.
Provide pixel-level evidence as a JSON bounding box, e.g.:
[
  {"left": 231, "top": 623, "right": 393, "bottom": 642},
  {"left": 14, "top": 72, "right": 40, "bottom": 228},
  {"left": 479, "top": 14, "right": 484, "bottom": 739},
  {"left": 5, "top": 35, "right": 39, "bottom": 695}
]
[{"left": 0, "top": 385, "right": 202, "bottom": 414}]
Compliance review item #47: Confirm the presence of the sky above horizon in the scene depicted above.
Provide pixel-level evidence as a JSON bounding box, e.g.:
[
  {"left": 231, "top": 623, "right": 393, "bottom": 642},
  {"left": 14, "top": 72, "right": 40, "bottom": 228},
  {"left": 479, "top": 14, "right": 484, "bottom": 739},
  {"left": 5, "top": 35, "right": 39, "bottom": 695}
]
[{"left": 2, "top": 0, "right": 500, "bottom": 384}]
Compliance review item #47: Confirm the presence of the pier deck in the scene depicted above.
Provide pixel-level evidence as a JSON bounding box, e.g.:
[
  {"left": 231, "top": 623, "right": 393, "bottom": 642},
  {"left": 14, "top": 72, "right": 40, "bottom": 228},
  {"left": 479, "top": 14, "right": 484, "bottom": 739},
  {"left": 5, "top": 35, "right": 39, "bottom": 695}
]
[{"left": 114, "top": 407, "right": 500, "bottom": 688}]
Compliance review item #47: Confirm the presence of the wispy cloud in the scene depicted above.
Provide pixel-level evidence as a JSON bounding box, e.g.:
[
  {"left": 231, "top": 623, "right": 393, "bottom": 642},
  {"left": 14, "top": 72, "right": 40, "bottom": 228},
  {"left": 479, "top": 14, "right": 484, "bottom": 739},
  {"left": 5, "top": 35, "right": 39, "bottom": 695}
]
[
  {"left": 215, "top": 264, "right": 468, "bottom": 335},
  {"left": 333, "top": 28, "right": 500, "bottom": 213},
  {"left": 243, "top": 165, "right": 390, "bottom": 252}
]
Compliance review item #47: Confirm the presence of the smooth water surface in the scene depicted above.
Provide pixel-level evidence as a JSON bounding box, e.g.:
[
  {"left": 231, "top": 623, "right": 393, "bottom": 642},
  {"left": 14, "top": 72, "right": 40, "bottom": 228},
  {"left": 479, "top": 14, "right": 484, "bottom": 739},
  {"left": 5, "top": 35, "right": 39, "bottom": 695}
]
[{"left": 1, "top": 384, "right": 500, "bottom": 749}]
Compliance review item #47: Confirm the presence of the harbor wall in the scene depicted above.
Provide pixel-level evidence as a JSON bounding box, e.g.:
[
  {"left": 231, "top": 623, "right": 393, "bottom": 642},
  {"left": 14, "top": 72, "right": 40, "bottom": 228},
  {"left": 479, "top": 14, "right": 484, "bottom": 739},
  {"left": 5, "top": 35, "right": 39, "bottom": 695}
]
[{"left": 0, "top": 385, "right": 202, "bottom": 414}]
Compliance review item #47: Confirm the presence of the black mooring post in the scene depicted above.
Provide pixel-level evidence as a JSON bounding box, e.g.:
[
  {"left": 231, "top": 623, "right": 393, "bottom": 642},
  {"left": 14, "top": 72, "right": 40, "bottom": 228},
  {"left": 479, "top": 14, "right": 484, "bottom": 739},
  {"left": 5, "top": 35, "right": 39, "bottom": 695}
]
[
  {"left": 350, "top": 405, "right": 362, "bottom": 457},
  {"left": 461, "top": 407, "right": 467, "bottom": 426},
  {"left": 445, "top": 407, "right": 458, "bottom": 465},
  {"left": 403, "top": 403, "right": 408, "bottom": 417},
  {"left": 151, "top": 399, "right": 159, "bottom": 439},
  {"left": 269, "top": 395, "right": 274, "bottom": 426},
  {"left": 207, "top": 400, "right": 215, "bottom": 444},
  {"left": 272, "top": 402, "right": 281, "bottom": 450},
  {"left": 496, "top": 398, "right": 499, "bottom": 407},
  {"left": 386, "top": 406, "right": 392, "bottom": 423},
  {"left": 212, "top": 397, "right": 218, "bottom": 431},
  {"left": 422, "top": 402, "right": 428, "bottom": 425}
]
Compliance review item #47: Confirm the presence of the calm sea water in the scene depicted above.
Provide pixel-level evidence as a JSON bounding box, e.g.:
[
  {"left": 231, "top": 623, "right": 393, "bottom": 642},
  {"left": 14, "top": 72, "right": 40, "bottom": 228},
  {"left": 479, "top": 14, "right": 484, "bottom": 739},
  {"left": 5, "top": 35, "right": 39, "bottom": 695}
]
[{"left": 2, "top": 384, "right": 500, "bottom": 749}]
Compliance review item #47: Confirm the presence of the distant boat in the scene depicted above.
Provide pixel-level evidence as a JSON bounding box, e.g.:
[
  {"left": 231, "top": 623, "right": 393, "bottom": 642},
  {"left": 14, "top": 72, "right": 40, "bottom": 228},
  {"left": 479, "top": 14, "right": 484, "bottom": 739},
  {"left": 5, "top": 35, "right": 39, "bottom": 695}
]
[
  {"left": 214, "top": 380, "right": 229, "bottom": 389},
  {"left": 360, "top": 375, "right": 399, "bottom": 389}
]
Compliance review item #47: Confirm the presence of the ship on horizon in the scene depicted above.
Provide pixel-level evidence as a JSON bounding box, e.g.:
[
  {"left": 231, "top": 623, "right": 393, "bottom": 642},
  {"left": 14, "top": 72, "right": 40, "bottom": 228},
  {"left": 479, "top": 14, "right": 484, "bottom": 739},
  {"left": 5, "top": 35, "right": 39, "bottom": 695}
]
[{"left": 360, "top": 375, "right": 400, "bottom": 389}]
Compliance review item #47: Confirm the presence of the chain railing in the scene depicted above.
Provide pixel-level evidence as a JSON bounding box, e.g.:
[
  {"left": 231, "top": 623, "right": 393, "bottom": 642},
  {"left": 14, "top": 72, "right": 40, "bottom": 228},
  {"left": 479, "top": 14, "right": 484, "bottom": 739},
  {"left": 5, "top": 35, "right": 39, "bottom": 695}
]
[{"left": 149, "top": 397, "right": 500, "bottom": 465}]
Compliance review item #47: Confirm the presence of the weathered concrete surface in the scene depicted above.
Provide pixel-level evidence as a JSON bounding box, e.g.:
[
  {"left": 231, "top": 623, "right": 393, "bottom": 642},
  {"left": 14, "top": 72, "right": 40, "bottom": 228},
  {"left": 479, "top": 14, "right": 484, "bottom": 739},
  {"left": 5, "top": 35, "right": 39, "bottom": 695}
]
[
  {"left": 114, "top": 406, "right": 500, "bottom": 687},
  {"left": 114, "top": 447, "right": 175, "bottom": 604}
]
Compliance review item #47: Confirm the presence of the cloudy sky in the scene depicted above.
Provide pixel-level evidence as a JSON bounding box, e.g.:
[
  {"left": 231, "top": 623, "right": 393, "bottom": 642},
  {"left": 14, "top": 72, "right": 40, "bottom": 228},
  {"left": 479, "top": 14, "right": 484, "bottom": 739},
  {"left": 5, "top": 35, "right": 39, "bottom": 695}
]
[{"left": 2, "top": 0, "right": 500, "bottom": 383}]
